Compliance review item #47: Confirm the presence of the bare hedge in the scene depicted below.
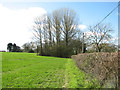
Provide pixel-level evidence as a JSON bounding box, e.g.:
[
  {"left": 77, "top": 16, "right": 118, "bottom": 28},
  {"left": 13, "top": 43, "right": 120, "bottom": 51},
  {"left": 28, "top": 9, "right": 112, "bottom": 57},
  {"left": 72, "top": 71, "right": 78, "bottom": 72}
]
[{"left": 71, "top": 52, "right": 118, "bottom": 88}]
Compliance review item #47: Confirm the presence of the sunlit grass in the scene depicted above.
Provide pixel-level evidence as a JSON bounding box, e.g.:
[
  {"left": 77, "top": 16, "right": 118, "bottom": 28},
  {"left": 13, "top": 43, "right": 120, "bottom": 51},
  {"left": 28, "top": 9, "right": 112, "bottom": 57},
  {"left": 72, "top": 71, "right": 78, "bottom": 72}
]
[{"left": 2, "top": 52, "right": 100, "bottom": 88}]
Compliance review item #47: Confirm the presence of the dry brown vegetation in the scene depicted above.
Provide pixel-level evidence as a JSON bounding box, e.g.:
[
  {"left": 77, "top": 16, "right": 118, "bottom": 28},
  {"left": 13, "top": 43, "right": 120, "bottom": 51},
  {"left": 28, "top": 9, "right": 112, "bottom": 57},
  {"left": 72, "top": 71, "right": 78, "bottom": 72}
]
[{"left": 72, "top": 52, "right": 118, "bottom": 88}]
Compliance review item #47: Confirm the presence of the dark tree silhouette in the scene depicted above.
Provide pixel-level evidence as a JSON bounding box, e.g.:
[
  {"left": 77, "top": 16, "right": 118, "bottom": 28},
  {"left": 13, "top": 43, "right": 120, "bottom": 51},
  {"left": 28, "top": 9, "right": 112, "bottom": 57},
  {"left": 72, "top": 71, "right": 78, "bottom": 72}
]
[
  {"left": 7, "top": 43, "right": 22, "bottom": 52},
  {"left": 7, "top": 43, "right": 13, "bottom": 52},
  {"left": 13, "top": 43, "right": 17, "bottom": 52}
]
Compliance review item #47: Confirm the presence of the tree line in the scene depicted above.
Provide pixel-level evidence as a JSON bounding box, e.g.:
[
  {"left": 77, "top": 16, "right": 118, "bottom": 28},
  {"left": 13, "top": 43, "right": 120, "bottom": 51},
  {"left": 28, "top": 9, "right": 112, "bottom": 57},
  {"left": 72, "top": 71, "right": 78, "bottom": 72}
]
[
  {"left": 32, "top": 8, "right": 85, "bottom": 58},
  {"left": 7, "top": 8, "right": 117, "bottom": 57},
  {"left": 31, "top": 8, "right": 117, "bottom": 57}
]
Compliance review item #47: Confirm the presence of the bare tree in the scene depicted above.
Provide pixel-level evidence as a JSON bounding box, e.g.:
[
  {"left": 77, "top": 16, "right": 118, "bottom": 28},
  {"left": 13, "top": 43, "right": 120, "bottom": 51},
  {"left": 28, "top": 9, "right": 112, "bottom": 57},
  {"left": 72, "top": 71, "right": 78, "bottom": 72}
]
[
  {"left": 88, "top": 23, "right": 113, "bottom": 52},
  {"left": 60, "top": 8, "right": 79, "bottom": 57},
  {"left": 22, "top": 42, "right": 35, "bottom": 52},
  {"left": 52, "top": 9, "right": 62, "bottom": 56},
  {"left": 33, "top": 15, "right": 45, "bottom": 55},
  {"left": 43, "top": 14, "right": 53, "bottom": 49},
  {"left": 61, "top": 8, "right": 78, "bottom": 46},
  {"left": 52, "top": 9, "right": 62, "bottom": 44},
  {"left": 47, "top": 14, "right": 53, "bottom": 47}
]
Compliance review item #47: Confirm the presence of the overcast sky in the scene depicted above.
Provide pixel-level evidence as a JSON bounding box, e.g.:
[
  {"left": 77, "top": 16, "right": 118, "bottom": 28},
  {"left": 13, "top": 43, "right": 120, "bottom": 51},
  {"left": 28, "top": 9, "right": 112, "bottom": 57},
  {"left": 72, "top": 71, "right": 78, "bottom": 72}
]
[{"left": 0, "top": 1, "right": 118, "bottom": 51}]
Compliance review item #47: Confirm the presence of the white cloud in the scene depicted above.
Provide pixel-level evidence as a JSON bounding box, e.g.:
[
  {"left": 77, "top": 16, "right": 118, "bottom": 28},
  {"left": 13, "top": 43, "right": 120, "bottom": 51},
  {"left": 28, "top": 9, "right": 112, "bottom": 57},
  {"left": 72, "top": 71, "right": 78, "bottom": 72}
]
[
  {"left": 0, "top": 4, "right": 47, "bottom": 51},
  {"left": 78, "top": 24, "right": 87, "bottom": 30}
]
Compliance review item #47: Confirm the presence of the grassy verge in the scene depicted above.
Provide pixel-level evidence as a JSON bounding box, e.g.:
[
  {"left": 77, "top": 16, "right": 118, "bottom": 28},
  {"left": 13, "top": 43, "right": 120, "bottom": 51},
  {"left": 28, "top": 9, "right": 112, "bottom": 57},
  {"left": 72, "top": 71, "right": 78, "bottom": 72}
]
[{"left": 64, "top": 59, "right": 100, "bottom": 88}]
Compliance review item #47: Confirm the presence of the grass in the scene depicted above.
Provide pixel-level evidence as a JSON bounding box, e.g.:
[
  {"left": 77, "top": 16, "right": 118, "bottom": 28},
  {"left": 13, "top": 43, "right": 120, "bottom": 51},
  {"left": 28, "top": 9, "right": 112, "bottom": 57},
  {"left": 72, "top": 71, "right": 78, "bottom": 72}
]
[
  {"left": 0, "top": 52, "right": 2, "bottom": 89},
  {"left": 2, "top": 52, "right": 100, "bottom": 88}
]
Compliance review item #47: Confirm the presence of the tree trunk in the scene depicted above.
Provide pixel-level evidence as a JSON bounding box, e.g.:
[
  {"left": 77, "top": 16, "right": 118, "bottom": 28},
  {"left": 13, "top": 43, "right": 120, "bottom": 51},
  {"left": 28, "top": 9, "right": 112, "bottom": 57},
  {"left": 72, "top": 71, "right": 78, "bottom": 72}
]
[{"left": 96, "top": 43, "right": 100, "bottom": 52}]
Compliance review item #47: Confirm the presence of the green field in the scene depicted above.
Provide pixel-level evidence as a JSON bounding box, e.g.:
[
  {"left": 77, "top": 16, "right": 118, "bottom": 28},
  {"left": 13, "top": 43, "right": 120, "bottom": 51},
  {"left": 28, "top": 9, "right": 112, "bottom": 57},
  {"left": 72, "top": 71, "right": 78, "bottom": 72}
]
[{"left": 2, "top": 52, "right": 100, "bottom": 88}]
